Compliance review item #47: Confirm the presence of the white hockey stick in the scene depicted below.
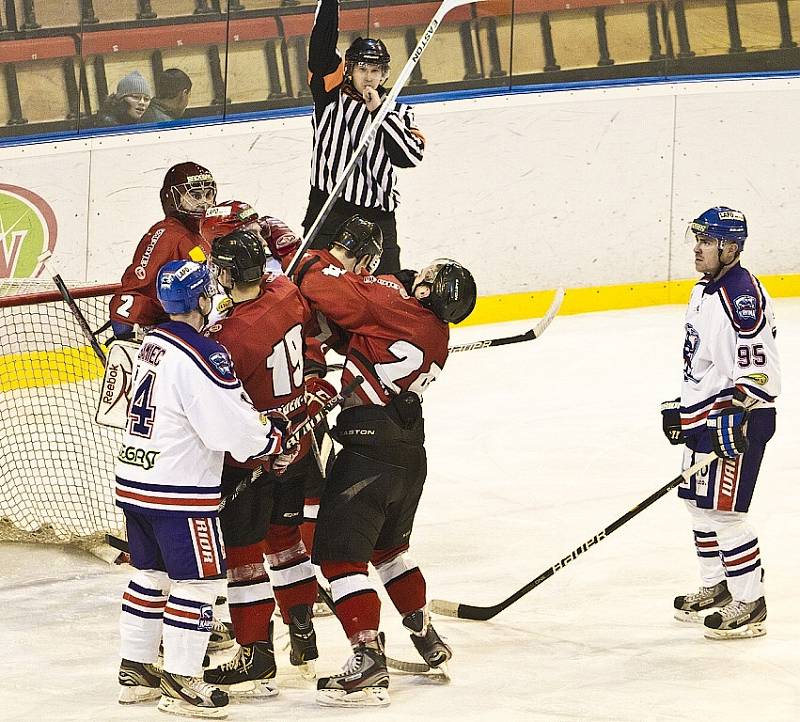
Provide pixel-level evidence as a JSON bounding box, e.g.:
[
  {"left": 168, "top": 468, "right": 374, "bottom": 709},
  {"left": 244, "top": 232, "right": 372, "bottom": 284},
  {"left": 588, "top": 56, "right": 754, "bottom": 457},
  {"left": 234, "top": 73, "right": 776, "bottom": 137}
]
[{"left": 286, "top": 0, "right": 485, "bottom": 275}]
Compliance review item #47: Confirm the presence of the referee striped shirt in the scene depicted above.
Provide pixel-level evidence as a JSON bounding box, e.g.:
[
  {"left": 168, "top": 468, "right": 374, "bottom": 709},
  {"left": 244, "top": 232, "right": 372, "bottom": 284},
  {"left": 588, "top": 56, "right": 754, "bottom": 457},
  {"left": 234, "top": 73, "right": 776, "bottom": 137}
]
[{"left": 308, "top": 0, "right": 425, "bottom": 213}]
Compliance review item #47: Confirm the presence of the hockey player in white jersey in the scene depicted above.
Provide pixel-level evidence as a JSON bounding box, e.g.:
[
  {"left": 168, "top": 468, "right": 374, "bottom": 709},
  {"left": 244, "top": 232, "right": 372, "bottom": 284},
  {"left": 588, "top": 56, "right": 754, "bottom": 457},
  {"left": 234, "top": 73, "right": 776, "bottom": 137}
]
[
  {"left": 115, "top": 260, "right": 289, "bottom": 718},
  {"left": 661, "top": 207, "right": 779, "bottom": 640}
]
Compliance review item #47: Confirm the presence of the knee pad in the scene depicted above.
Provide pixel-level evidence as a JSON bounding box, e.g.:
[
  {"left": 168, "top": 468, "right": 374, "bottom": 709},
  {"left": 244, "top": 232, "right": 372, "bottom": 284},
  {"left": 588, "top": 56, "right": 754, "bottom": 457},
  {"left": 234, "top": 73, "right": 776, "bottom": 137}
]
[
  {"left": 170, "top": 578, "right": 227, "bottom": 606},
  {"left": 130, "top": 569, "right": 170, "bottom": 595},
  {"left": 228, "top": 563, "right": 269, "bottom": 583},
  {"left": 373, "top": 550, "right": 417, "bottom": 586}
]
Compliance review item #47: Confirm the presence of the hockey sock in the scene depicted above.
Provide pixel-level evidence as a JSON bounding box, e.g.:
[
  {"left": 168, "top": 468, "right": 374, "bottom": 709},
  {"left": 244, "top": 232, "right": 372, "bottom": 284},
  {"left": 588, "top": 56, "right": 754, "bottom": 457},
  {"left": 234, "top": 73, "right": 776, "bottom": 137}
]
[
  {"left": 692, "top": 529, "right": 725, "bottom": 587},
  {"left": 226, "top": 543, "right": 274, "bottom": 645},
  {"left": 266, "top": 527, "right": 317, "bottom": 624},
  {"left": 717, "top": 524, "right": 763, "bottom": 602},
  {"left": 119, "top": 569, "right": 169, "bottom": 664},
  {"left": 162, "top": 578, "right": 226, "bottom": 677},
  {"left": 322, "top": 561, "right": 381, "bottom": 641},
  {"left": 373, "top": 548, "right": 426, "bottom": 617},
  {"left": 300, "top": 497, "right": 319, "bottom": 553}
]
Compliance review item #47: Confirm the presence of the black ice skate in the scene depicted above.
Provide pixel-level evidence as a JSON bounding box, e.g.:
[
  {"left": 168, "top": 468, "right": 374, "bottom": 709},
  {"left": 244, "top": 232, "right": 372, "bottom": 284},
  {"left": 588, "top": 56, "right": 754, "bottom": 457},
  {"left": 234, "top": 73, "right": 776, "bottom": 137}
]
[
  {"left": 403, "top": 608, "right": 453, "bottom": 672},
  {"left": 158, "top": 670, "right": 229, "bottom": 719},
  {"left": 673, "top": 580, "right": 733, "bottom": 623},
  {"left": 117, "top": 658, "right": 161, "bottom": 704},
  {"left": 703, "top": 597, "right": 767, "bottom": 640},
  {"left": 288, "top": 604, "right": 319, "bottom": 680},
  {"left": 316, "top": 633, "right": 390, "bottom": 707},
  {"left": 203, "top": 634, "right": 278, "bottom": 698}
]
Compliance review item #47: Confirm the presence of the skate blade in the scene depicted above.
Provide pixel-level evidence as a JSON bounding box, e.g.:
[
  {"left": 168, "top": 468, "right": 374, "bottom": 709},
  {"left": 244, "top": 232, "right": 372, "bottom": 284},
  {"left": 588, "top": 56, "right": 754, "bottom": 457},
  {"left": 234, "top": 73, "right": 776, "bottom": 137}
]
[
  {"left": 316, "top": 686, "right": 390, "bottom": 707},
  {"left": 704, "top": 622, "right": 767, "bottom": 640},
  {"left": 224, "top": 679, "right": 279, "bottom": 698},
  {"left": 118, "top": 685, "right": 161, "bottom": 704},
  {"left": 673, "top": 610, "right": 704, "bottom": 624},
  {"left": 157, "top": 695, "right": 229, "bottom": 718},
  {"left": 294, "top": 659, "right": 317, "bottom": 681},
  {"left": 313, "top": 602, "right": 334, "bottom": 617},
  {"left": 206, "top": 639, "right": 235, "bottom": 654}
]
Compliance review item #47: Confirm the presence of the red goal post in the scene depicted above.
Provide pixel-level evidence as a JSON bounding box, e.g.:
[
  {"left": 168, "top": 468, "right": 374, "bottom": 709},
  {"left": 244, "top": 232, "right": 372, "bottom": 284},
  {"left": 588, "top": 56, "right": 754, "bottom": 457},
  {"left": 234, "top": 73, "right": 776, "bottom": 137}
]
[{"left": 0, "top": 279, "right": 125, "bottom": 550}]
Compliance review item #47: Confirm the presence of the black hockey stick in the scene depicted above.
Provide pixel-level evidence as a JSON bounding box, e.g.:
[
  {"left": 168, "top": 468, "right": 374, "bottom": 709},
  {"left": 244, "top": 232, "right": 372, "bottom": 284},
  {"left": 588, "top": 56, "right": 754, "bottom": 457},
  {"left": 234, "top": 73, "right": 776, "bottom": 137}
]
[
  {"left": 448, "top": 287, "right": 565, "bottom": 354},
  {"left": 430, "top": 451, "right": 717, "bottom": 621},
  {"left": 39, "top": 251, "right": 107, "bottom": 364}
]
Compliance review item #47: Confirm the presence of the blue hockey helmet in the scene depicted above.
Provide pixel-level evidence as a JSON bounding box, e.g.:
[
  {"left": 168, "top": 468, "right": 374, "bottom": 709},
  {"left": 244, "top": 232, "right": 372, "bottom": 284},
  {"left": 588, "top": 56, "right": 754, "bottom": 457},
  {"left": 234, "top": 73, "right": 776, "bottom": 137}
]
[
  {"left": 688, "top": 206, "right": 747, "bottom": 251},
  {"left": 156, "top": 259, "right": 213, "bottom": 314}
]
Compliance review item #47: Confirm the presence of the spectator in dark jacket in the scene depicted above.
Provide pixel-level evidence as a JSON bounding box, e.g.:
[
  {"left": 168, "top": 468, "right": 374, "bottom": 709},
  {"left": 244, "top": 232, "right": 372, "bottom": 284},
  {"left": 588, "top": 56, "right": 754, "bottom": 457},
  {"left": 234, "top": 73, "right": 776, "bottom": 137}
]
[
  {"left": 95, "top": 71, "right": 152, "bottom": 127},
  {"left": 141, "top": 69, "right": 193, "bottom": 123}
]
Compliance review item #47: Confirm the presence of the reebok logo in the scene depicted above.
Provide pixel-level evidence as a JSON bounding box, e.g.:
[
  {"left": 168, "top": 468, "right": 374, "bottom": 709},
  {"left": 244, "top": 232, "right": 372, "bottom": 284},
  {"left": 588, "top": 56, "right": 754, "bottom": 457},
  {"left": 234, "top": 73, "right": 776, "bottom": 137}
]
[{"left": 339, "top": 474, "right": 380, "bottom": 502}]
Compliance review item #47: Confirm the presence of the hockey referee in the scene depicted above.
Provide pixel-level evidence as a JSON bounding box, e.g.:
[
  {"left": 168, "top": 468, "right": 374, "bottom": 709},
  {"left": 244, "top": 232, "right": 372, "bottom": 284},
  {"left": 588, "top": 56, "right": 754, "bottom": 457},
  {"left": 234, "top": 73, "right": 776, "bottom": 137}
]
[{"left": 302, "top": 0, "right": 426, "bottom": 275}]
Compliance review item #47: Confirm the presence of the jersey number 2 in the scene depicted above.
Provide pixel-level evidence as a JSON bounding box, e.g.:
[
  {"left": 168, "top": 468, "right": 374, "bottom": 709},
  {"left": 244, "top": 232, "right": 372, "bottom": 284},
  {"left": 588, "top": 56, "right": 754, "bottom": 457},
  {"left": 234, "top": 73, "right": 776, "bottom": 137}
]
[{"left": 375, "top": 341, "right": 441, "bottom": 395}]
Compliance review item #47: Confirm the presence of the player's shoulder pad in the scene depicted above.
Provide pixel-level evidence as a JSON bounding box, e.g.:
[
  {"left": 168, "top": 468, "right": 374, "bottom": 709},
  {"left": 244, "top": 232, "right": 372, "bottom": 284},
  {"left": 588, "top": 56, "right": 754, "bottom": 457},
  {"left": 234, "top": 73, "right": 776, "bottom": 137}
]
[
  {"left": 154, "top": 321, "right": 239, "bottom": 386},
  {"left": 712, "top": 264, "right": 765, "bottom": 335}
]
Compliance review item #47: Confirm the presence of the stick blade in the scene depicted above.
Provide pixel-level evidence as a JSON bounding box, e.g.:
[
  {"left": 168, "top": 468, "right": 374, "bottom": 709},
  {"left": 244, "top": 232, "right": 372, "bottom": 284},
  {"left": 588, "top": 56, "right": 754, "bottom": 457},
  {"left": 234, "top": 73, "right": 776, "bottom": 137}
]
[
  {"left": 431, "top": 598, "right": 501, "bottom": 621},
  {"left": 430, "top": 599, "right": 461, "bottom": 617}
]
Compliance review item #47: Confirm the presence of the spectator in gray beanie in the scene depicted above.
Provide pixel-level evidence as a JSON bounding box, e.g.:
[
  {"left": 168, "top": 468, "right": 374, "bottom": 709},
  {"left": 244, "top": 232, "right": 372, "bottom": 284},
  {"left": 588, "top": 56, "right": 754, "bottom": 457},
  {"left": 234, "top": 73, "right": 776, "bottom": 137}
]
[{"left": 95, "top": 71, "right": 153, "bottom": 127}]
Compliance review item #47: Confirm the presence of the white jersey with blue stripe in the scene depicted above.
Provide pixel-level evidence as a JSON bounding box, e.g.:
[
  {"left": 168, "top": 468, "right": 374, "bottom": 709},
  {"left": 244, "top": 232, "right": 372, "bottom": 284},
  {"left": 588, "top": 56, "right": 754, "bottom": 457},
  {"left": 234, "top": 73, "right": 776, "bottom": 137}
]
[
  {"left": 680, "top": 263, "right": 780, "bottom": 441},
  {"left": 115, "top": 320, "right": 275, "bottom": 516}
]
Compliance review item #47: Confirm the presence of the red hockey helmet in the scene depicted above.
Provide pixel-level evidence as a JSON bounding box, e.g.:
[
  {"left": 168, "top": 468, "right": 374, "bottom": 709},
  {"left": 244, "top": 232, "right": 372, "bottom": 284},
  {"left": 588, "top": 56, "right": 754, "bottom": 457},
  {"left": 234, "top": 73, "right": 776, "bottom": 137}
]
[
  {"left": 160, "top": 162, "right": 217, "bottom": 219},
  {"left": 201, "top": 200, "right": 260, "bottom": 244}
]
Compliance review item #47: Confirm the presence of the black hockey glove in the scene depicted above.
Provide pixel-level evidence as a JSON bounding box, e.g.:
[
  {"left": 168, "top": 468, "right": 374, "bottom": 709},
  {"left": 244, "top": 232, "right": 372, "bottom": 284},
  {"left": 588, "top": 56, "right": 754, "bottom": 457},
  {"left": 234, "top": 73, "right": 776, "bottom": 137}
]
[
  {"left": 660, "top": 399, "right": 685, "bottom": 445},
  {"left": 707, "top": 407, "right": 749, "bottom": 459}
]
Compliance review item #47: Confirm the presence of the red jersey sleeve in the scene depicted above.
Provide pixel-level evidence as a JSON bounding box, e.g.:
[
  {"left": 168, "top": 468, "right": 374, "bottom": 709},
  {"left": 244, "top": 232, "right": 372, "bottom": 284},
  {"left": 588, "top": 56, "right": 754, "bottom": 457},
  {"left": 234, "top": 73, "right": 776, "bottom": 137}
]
[{"left": 109, "top": 218, "right": 209, "bottom": 328}]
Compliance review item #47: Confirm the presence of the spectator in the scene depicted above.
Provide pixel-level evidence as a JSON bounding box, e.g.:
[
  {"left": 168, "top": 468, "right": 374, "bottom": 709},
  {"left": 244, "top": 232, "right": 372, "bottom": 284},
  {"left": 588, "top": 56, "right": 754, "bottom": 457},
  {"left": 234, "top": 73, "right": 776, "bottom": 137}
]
[
  {"left": 95, "top": 71, "right": 152, "bottom": 127},
  {"left": 142, "top": 68, "right": 193, "bottom": 123}
]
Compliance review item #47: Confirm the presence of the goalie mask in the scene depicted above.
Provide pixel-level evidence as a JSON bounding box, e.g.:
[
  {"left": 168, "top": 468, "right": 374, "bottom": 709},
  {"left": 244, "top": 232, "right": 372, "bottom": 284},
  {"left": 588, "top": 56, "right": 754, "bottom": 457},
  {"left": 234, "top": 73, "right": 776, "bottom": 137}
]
[
  {"left": 413, "top": 259, "right": 477, "bottom": 325},
  {"left": 329, "top": 215, "right": 383, "bottom": 274},
  {"left": 160, "top": 162, "right": 217, "bottom": 220},
  {"left": 211, "top": 229, "right": 267, "bottom": 286}
]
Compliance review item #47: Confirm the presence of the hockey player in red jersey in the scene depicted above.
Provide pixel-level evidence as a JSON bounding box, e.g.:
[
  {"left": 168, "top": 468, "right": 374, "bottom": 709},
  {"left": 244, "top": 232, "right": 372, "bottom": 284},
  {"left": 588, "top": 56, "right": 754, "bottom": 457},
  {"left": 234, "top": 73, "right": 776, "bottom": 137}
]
[
  {"left": 109, "top": 162, "right": 217, "bottom": 339},
  {"left": 200, "top": 199, "right": 302, "bottom": 275},
  {"left": 202, "top": 230, "right": 325, "bottom": 694},
  {"left": 292, "top": 215, "right": 477, "bottom": 706}
]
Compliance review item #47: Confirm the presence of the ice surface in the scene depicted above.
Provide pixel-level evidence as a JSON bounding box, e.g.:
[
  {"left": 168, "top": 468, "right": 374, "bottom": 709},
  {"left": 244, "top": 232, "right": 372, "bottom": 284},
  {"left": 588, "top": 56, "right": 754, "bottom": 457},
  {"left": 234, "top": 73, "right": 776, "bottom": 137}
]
[{"left": 3, "top": 300, "right": 798, "bottom": 721}]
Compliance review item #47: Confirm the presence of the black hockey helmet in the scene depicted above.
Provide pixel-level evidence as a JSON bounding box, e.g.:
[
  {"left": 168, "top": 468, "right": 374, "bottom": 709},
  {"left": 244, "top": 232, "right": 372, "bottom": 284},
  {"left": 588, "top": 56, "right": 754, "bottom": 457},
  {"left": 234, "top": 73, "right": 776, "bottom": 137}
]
[
  {"left": 417, "top": 260, "right": 477, "bottom": 324},
  {"left": 345, "top": 37, "right": 391, "bottom": 67},
  {"left": 160, "top": 161, "right": 217, "bottom": 219},
  {"left": 211, "top": 229, "right": 266, "bottom": 284},
  {"left": 329, "top": 215, "right": 383, "bottom": 273}
]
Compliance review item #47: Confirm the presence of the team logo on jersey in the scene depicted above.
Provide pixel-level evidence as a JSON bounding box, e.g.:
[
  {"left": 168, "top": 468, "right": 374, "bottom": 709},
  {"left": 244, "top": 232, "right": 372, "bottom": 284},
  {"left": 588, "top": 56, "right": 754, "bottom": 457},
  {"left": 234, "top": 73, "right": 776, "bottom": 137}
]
[
  {"left": 0, "top": 184, "right": 58, "bottom": 279},
  {"left": 118, "top": 445, "right": 161, "bottom": 470},
  {"left": 198, "top": 604, "right": 214, "bottom": 632},
  {"left": 683, "top": 323, "right": 700, "bottom": 382},
  {"left": 322, "top": 265, "right": 347, "bottom": 277},
  {"left": 744, "top": 372, "right": 769, "bottom": 386},
  {"left": 209, "top": 350, "right": 233, "bottom": 377},
  {"left": 733, "top": 294, "right": 757, "bottom": 321}
]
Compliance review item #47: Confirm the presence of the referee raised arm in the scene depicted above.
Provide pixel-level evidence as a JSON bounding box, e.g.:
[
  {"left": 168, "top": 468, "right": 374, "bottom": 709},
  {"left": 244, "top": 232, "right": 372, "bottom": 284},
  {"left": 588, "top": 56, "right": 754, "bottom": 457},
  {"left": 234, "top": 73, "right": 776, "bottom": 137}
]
[{"left": 302, "top": 0, "right": 426, "bottom": 275}]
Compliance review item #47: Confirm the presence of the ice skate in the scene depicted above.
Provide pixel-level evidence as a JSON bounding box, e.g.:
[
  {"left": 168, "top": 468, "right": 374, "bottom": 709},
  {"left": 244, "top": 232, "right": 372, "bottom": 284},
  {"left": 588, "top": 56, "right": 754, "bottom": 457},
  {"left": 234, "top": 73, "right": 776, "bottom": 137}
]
[
  {"left": 703, "top": 597, "right": 767, "bottom": 639},
  {"left": 118, "top": 658, "right": 162, "bottom": 704},
  {"left": 402, "top": 608, "right": 452, "bottom": 678},
  {"left": 203, "top": 637, "right": 278, "bottom": 698},
  {"left": 673, "top": 580, "right": 732, "bottom": 623},
  {"left": 158, "top": 670, "right": 229, "bottom": 718},
  {"left": 206, "top": 618, "right": 235, "bottom": 653},
  {"left": 288, "top": 604, "right": 319, "bottom": 680},
  {"left": 316, "top": 633, "right": 390, "bottom": 707}
]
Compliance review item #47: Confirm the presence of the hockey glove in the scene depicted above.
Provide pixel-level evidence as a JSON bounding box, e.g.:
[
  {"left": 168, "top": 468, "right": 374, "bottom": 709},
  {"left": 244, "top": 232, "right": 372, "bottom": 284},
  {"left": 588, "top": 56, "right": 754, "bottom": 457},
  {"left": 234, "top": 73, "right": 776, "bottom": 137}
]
[
  {"left": 707, "top": 407, "right": 749, "bottom": 459},
  {"left": 305, "top": 377, "right": 337, "bottom": 418},
  {"left": 660, "top": 399, "right": 686, "bottom": 445},
  {"left": 259, "top": 410, "right": 290, "bottom": 456}
]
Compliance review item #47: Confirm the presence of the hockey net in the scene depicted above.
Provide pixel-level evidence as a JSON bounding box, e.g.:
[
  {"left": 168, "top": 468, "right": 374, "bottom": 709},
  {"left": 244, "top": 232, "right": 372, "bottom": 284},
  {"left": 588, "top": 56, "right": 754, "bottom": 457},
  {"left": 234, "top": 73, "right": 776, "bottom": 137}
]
[{"left": 0, "top": 279, "right": 125, "bottom": 550}]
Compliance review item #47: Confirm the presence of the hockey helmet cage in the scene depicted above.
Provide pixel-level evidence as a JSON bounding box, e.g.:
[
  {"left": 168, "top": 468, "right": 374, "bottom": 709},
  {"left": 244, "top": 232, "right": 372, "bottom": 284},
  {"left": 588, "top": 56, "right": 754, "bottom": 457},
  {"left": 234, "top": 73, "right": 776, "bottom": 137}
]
[
  {"left": 201, "top": 200, "right": 260, "bottom": 244},
  {"left": 160, "top": 162, "right": 217, "bottom": 219},
  {"left": 345, "top": 37, "right": 391, "bottom": 67},
  {"left": 330, "top": 215, "right": 383, "bottom": 273},
  {"left": 211, "top": 229, "right": 267, "bottom": 284},
  {"left": 688, "top": 206, "right": 748, "bottom": 251},
  {"left": 418, "top": 260, "right": 477, "bottom": 325},
  {"left": 157, "top": 259, "right": 213, "bottom": 314}
]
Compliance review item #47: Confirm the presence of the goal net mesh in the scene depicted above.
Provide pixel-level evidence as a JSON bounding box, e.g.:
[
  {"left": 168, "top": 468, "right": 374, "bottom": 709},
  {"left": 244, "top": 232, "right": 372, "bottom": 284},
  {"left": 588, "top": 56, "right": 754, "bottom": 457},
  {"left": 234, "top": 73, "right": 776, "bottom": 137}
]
[{"left": 0, "top": 280, "right": 125, "bottom": 549}]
